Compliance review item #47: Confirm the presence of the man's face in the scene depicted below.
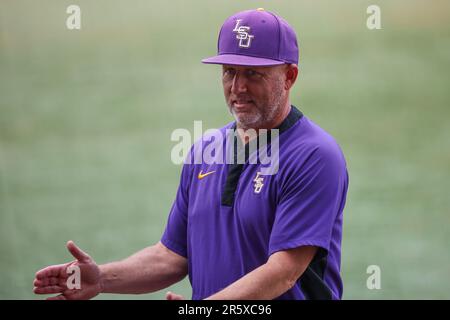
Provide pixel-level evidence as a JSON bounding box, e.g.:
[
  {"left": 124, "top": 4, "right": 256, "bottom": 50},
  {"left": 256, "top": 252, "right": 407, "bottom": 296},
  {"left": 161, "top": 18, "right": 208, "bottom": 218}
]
[{"left": 222, "top": 64, "right": 288, "bottom": 130}]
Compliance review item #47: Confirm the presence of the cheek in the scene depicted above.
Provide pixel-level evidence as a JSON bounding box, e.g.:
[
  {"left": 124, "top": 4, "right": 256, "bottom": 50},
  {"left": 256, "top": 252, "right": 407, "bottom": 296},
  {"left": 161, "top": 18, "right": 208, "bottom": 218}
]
[
  {"left": 263, "top": 82, "right": 282, "bottom": 101},
  {"left": 222, "top": 82, "right": 231, "bottom": 95},
  {"left": 250, "top": 86, "right": 269, "bottom": 103}
]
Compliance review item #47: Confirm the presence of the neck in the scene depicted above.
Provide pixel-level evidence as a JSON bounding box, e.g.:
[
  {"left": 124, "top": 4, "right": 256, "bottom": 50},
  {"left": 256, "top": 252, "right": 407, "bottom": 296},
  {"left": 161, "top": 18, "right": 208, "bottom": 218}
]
[
  {"left": 237, "top": 99, "right": 292, "bottom": 144},
  {"left": 267, "top": 100, "right": 292, "bottom": 130}
]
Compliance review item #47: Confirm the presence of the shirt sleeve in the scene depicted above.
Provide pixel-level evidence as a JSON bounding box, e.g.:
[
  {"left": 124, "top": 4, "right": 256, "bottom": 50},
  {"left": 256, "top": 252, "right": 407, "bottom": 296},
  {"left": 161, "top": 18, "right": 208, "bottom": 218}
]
[
  {"left": 268, "top": 143, "right": 348, "bottom": 257},
  {"left": 161, "top": 163, "right": 192, "bottom": 258}
]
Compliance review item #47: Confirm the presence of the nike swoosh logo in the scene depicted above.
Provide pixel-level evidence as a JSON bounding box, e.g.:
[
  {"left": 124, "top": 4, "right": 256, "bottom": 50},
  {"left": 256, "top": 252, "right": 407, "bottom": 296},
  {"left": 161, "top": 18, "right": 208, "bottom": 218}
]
[{"left": 198, "top": 170, "right": 216, "bottom": 180}]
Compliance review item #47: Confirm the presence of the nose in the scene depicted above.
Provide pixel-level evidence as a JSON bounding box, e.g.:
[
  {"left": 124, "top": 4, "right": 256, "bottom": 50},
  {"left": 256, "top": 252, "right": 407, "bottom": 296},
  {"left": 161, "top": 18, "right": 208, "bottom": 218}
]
[{"left": 230, "top": 72, "right": 248, "bottom": 94}]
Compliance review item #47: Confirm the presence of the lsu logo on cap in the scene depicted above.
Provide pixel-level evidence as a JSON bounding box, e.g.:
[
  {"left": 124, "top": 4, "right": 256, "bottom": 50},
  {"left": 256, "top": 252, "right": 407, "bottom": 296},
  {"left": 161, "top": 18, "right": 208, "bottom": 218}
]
[{"left": 233, "top": 19, "right": 254, "bottom": 48}]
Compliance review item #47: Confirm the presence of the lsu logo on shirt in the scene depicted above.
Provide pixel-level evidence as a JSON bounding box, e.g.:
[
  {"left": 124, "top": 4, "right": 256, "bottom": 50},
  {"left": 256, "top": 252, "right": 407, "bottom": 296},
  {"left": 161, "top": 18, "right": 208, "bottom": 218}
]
[
  {"left": 233, "top": 19, "right": 254, "bottom": 48},
  {"left": 253, "top": 172, "right": 264, "bottom": 194}
]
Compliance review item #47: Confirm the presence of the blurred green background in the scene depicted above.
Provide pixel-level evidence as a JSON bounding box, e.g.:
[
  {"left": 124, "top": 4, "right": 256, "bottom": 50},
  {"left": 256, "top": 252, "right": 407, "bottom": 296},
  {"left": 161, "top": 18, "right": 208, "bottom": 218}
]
[{"left": 1, "top": 0, "right": 449, "bottom": 299}]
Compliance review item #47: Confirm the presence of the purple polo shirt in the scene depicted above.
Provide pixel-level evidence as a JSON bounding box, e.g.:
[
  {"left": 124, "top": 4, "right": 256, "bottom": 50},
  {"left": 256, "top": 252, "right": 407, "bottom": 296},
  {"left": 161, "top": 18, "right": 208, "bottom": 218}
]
[{"left": 161, "top": 106, "right": 349, "bottom": 300}]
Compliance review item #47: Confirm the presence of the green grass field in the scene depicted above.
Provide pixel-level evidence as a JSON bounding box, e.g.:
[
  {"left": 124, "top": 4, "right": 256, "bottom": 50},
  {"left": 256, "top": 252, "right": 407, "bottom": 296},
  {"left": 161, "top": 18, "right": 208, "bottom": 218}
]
[{"left": 1, "top": 0, "right": 450, "bottom": 299}]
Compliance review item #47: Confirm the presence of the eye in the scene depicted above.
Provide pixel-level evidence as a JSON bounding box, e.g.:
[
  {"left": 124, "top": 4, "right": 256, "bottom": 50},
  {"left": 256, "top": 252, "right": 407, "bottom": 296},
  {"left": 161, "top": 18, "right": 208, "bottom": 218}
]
[
  {"left": 223, "top": 68, "right": 236, "bottom": 77},
  {"left": 245, "top": 69, "right": 262, "bottom": 78}
]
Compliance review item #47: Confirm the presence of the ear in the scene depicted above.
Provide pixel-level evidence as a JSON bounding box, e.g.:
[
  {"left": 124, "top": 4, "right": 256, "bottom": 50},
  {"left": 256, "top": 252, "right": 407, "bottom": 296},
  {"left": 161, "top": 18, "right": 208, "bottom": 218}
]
[{"left": 284, "top": 64, "right": 298, "bottom": 90}]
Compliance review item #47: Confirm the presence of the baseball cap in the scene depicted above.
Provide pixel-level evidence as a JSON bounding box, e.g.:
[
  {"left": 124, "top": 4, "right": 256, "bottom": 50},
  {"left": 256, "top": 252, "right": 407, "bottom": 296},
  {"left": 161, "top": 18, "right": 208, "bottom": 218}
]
[{"left": 202, "top": 8, "right": 299, "bottom": 66}]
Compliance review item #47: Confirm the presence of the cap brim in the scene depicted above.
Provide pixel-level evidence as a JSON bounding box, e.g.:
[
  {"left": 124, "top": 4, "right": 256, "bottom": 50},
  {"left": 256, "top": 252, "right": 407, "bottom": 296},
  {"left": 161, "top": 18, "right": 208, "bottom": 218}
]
[{"left": 201, "top": 54, "right": 285, "bottom": 66}]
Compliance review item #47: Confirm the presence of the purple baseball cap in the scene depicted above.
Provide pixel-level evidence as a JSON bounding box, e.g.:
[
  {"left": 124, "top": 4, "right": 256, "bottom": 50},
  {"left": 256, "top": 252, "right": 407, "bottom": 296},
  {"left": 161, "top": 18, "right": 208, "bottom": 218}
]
[{"left": 202, "top": 8, "right": 299, "bottom": 66}]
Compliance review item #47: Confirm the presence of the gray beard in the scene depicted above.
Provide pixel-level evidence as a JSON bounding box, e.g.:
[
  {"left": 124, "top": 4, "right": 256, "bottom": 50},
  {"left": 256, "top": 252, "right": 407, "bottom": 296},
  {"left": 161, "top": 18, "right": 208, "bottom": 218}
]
[
  {"left": 230, "top": 104, "right": 278, "bottom": 130},
  {"left": 229, "top": 85, "right": 285, "bottom": 130}
]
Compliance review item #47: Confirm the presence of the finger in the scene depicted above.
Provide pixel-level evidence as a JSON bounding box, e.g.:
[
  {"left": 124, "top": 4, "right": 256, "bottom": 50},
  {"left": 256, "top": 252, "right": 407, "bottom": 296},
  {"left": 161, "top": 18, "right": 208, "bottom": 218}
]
[
  {"left": 46, "top": 294, "right": 67, "bottom": 300},
  {"left": 166, "top": 291, "right": 184, "bottom": 300},
  {"left": 34, "top": 285, "right": 65, "bottom": 295},
  {"left": 43, "top": 277, "right": 61, "bottom": 287},
  {"left": 35, "top": 263, "right": 70, "bottom": 280},
  {"left": 66, "top": 241, "right": 91, "bottom": 263},
  {"left": 34, "top": 276, "right": 68, "bottom": 288},
  {"left": 34, "top": 278, "right": 56, "bottom": 287}
]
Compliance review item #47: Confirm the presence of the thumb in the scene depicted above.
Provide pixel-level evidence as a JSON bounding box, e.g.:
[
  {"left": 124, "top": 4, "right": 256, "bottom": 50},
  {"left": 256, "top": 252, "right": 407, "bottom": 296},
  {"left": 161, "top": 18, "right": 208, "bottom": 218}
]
[{"left": 66, "top": 240, "right": 91, "bottom": 263}]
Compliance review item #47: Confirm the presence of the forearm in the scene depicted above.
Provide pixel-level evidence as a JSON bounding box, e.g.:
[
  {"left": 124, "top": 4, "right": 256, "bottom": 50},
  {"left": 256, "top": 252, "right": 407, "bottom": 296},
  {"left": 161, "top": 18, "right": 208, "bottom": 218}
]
[
  {"left": 205, "top": 247, "right": 317, "bottom": 300},
  {"left": 205, "top": 262, "right": 294, "bottom": 300},
  {"left": 99, "top": 242, "right": 187, "bottom": 294}
]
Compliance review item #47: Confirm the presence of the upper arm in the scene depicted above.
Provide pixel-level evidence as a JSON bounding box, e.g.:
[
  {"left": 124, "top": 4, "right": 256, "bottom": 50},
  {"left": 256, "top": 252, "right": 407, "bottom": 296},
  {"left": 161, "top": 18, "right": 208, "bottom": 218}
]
[
  {"left": 267, "top": 142, "right": 348, "bottom": 298},
  {"left": 161, "top": 163, "right": 192, "bottom": 258},
  {"left": 267, "top": 246, "right": 318, "bottom": 287}
]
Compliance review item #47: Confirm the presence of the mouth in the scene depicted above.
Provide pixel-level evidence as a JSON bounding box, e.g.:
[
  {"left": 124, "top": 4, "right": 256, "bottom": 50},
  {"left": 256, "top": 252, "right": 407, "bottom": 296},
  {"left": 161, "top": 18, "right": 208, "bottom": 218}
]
[{"left": 232, "top": 99, "right": 254, "bottom": 110}]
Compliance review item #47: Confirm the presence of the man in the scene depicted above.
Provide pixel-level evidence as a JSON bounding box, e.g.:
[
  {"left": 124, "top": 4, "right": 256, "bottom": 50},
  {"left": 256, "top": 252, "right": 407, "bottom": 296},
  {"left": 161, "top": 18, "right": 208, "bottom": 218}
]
[{"left": 33, "top": 8, "right": 348, "bottom": 300}]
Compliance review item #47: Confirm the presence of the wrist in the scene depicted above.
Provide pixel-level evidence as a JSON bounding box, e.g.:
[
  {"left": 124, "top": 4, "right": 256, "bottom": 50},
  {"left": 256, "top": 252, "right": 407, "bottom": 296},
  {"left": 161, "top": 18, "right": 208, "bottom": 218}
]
[{"left": 98, "top": 264, "right": 107, "bottom": 293}]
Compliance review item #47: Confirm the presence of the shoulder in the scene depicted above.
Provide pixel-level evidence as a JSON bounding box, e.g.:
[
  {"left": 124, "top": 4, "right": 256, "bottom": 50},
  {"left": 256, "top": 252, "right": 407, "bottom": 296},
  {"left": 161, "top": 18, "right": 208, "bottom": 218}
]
[
  {"left": 282, "top": 116, "right": 346, "bottom": 164},
  {"left": 277, "top": 116, "right": 348, "bottom": 182}
]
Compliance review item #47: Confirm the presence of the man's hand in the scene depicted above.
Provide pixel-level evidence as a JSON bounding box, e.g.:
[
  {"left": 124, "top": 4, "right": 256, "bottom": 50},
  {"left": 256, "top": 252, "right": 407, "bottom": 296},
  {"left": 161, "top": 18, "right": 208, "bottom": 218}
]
[
  {"left": 33, "top": 240, "right": 102, "bottom": 300},
  {"left": 166, "top": 291, "right": 185, "bottom": 300}
]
